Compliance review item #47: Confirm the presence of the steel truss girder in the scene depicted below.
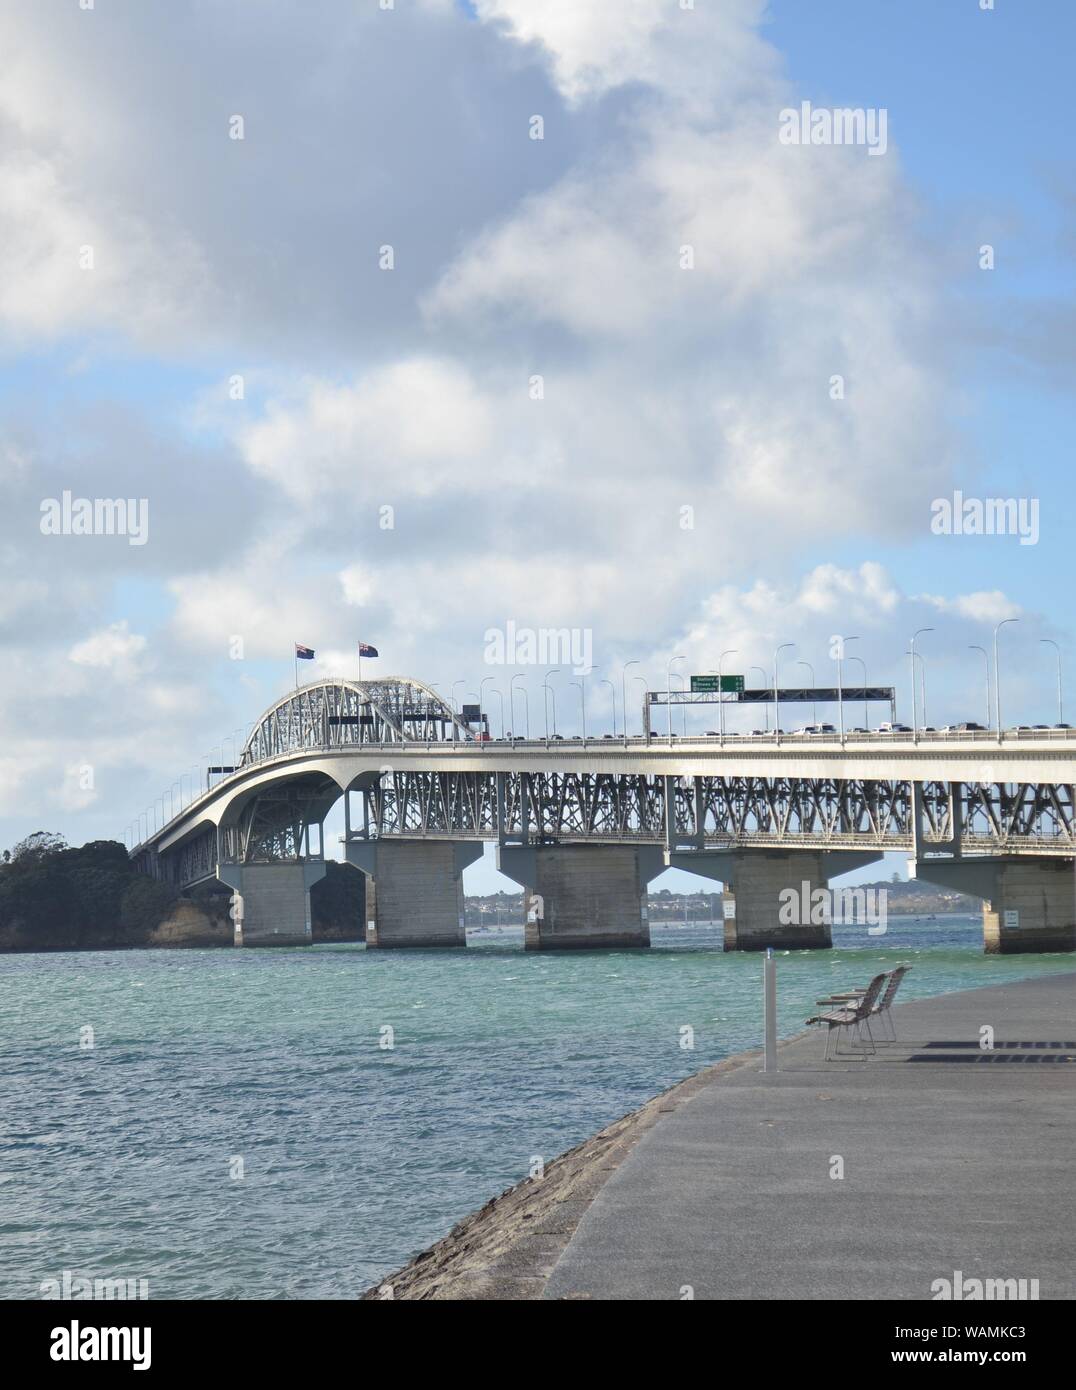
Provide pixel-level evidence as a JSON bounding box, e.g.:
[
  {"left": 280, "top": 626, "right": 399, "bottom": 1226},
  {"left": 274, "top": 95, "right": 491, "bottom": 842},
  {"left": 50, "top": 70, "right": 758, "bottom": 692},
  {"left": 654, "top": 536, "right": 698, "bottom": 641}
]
[{"left": 369, "top": 772, "right": 1076, "bottom": 853}]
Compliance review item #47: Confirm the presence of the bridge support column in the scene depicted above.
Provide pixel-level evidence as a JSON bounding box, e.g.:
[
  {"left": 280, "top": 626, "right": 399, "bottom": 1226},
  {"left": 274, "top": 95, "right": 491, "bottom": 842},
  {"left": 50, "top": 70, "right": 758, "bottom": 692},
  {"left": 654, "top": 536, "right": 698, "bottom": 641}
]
[
  {"left": 346, "top": 840, "right": 482, "bottom": 948},
  {"left": 666, "top": 849, "right": 882, "bottom": 951},
  {"left": 911, "top": 857, "right": 1076, "bottom": 954},
  {"left": 497, "top": 845, "right": 664, "bottom": 950},
  {"left": 725, "top": 852, "right": 834, "bottom": 951},
  {"left": 218, "top": 862, "right": 326, "bottom": 947}
]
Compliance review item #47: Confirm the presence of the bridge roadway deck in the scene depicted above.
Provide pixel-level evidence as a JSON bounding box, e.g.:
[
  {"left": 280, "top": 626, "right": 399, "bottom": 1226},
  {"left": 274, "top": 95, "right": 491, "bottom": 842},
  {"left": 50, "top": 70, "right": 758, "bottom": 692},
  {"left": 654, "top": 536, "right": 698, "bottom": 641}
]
[
  {"left": 139, "top": 730, "right": 1076, "bottom": 856},
  {"left": 543, "top": 973, "right": 1076, "bottom": 1300}
]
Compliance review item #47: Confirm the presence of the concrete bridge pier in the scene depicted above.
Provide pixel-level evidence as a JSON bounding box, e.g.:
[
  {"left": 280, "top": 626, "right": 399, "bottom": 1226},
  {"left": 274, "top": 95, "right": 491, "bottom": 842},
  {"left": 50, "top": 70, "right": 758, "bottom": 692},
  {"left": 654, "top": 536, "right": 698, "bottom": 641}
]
[
  {"left": 497, "top": 845, "right": 665, "bottom": 950},
  {"left": 911, "top": 856, "right": 1076, "bottom": 954},
  {"left": 665, "top": 849, "right": 882, "bottom": 951},
  {"left": 346, "top": 839, "right": 482, "bottom": 948},
  {"left": 218, "top": 862, "right": 327, "bottom": 947}
]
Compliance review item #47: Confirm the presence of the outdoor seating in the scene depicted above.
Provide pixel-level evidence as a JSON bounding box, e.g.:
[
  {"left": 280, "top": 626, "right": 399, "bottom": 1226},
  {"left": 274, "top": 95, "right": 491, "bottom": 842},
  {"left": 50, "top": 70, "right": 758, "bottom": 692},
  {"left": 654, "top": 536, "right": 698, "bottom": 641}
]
[
  {"left": 806, "top": 972, "right": 888, "bottom": 1060},
  {"left": 831, "top": 965, "right": 912, "bottom": 1038}
]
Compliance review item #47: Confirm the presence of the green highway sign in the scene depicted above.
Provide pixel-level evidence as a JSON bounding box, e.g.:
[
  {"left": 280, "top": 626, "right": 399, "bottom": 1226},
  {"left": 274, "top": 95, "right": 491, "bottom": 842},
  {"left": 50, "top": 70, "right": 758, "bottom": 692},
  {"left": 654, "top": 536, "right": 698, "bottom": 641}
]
[{"left": 690, "top": 674, "right": 744, "bottom": 693}]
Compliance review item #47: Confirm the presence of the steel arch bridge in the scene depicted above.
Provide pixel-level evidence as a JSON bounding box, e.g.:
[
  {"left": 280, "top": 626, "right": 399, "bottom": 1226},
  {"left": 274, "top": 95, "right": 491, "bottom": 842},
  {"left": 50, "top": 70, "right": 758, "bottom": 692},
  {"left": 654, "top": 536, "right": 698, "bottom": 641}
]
[
  {"left": 130, "top": 676, "right": 1076, "bottom": 891},
  {"left": 240, "top": 676, "right": 475, "bottom": 762}
]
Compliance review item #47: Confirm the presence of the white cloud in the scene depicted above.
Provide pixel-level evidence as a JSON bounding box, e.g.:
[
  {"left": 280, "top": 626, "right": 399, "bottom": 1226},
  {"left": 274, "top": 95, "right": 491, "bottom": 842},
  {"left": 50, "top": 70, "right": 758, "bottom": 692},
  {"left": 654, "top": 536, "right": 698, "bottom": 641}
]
[
  {"left": 68, "top": 621, "right": 147, "bottom": 672},
  {"left": 239, "top": 359, "right": 495, "bottom": 503},
  {"left": 472, "top": 0, "right": 772, "bottom": 105},
  {"left": 921, "top": 590, "right": 1021, "bottom": 625}
]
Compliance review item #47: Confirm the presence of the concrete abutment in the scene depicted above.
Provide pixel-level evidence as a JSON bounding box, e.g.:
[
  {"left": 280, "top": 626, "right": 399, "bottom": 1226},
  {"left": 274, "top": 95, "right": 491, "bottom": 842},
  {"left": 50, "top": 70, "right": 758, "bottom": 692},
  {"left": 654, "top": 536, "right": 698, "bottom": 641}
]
[
  {"left": 497, "top": 844, "right": 665, "bottom": 950},
  {"left": 666, "top": 849, "right": 882, "bottom": 951},
  {"left": 218, "top": 862, "right": 327, "bottom": 947},
  {"left": 346, "top": 839, "right": 482, "bottom": 948},
  {"left": 912, "top": 856, "right": 1076, "bottom": 954}
]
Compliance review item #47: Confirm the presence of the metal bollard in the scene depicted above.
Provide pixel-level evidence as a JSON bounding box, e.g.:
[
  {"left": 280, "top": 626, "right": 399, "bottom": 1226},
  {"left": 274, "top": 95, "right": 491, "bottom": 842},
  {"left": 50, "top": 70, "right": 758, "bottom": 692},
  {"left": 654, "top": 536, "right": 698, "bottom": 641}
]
[{"left": 763, "top": 947, "right": 777, "bottom": 1073}]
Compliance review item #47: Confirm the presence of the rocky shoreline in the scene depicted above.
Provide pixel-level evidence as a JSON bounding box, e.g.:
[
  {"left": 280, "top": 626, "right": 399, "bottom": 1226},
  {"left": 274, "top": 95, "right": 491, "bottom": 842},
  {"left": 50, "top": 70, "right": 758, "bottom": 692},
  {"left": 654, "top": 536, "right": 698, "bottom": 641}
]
[{"left": 361, "top": 1047, "right": 762, "bottom": 1300}]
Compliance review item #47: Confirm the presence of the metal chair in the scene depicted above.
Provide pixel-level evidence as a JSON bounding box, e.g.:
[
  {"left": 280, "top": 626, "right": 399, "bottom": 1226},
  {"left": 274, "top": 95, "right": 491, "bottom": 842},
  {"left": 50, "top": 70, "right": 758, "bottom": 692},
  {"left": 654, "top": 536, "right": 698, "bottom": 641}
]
[
  {"left": 807, "top": 972, "right": 888, "bottom": 1060},
  {"left": 823, "top": 965, "right": 912, "bottom": 1042}
]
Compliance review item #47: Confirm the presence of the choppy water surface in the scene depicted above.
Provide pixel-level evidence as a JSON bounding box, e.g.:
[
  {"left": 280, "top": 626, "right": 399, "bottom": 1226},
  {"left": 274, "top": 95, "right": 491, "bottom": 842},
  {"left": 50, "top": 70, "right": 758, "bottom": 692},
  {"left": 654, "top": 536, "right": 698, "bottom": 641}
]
[{"left": 1, "top": 916, "right": 1071, "bottom": 1298}]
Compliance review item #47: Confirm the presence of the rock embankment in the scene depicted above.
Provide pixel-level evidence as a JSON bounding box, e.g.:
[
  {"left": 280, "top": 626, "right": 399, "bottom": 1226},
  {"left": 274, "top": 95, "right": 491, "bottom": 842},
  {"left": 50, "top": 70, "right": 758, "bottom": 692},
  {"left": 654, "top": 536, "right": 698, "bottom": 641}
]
[{"left": 361, "top": 1051, "right": 760, "bottom": 1300}]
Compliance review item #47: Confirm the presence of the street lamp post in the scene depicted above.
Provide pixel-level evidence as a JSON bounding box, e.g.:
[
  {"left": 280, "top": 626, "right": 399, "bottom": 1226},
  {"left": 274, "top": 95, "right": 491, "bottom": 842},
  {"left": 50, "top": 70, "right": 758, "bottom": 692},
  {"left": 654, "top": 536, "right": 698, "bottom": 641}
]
[
  {"left": 480, "top": 676, "right": 497, "bottom": 739},
  {"left": 1040, "top": 639, "right": 1064, "bottom": 725},
  {"left": 571, "top": 680, "right": 587, "bottom": 743},
  {"left": 452, "top": 679, "right": 466, "bottom": 714},
  {"left": 510, "top": 673, "right": 529, "bottom": 739},
  {"left": 671, "top": 671, "right": 688, "bottom": 735},
  {"left": 969, "top": 645, "right": 990, "bottom": 729},
  {"left": 620, "top": 660, "right": 640, "bottom": 745},
  {"left": 910, "top": 628, "right": 934, "bottom": 740},
  {"left": 836, "top": 635, "right": 859, "bottom": 743},
  {"left": 600, "top": 678, "right": 618, "bottom": 736},
  {"left": 912, "top": 652, "right": 927, "bottom": 728},
  {"left": 632, "top": 675, "right": 649, "bottom": 742},
  {"left": 773, "top": 643, "right": 795, "bottom": 743},
  {"left": 797, "top": 659, "right": 816, "bottom": 726},
  {"left": 490, "top": 686, "right": 505, "bottom": 739},
  {"left": 993, "top": 618, "right": 1019, "bottom": 735},
  {"left": 666, "top": 655, "right": 685, "bottom": 745},
  {"left": 848, "top": 656, "right": 867, "bottom": 731},
  {"left": 543, "top": 669, "right": 561, "bottom": 740},
  {"left": 749, "top": 666, "right": 769, "bottom": 731},
  {"left": 718, "top": 648, "right": 738, "bottom": 744}
]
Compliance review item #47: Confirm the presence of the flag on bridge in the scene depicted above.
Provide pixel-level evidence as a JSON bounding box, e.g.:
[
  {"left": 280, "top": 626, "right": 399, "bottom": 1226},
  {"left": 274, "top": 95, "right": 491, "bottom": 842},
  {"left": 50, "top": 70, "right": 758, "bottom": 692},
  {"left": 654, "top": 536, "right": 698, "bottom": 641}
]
[
  {"left": 357, "top": 640, "right": 378, "bottom": 680},
  {"left": 295, "top": 643, "right": 315, "bottom": 659}
]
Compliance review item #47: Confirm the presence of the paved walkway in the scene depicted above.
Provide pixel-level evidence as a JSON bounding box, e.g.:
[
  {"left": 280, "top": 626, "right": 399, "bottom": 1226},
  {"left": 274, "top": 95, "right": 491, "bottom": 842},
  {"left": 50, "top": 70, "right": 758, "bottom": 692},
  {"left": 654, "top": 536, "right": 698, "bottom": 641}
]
[{"left": 545, "top": 972, "right": 1076, "bottom": 1300}]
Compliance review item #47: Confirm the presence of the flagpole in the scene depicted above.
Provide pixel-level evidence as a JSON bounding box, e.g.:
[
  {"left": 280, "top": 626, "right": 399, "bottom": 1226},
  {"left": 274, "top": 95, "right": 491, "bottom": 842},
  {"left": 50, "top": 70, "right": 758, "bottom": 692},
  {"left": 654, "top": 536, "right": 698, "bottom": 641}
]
[{"left": 294, "top": 650, "right": 298, "bottom": 690}]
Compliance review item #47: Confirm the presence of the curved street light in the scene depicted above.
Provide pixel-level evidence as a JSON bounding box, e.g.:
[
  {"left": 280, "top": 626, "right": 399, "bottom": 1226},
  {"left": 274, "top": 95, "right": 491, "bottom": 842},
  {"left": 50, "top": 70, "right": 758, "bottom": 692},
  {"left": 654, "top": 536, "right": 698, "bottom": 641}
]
[
  {"left": 543, "top": 669, "right": 561, "bottom": 740},
  {"left": 969, "top": 645, "right": 990, "bottom": 729},
  {"left": 510, "top": 673, "right": 530, "bottom": 740},
  {"left": 749, "top": 666, "right": 769, "bottom": 731},
  {"left": 912, "top": 651, "right": 927, "bottom": 728},
  {"left": 1040, "top": 639, "right": 1063, "bottom": 725},
  {"left": 570, "top": 680, "right": 587, "bottom": 743},
  {"left": 600, "top": 678, "right": 618, "bottom": 736},
  {"left": 773, "top": 643, "right": 795, "bottom": 743},
  {"left": 630, "top": 674, "right": 649, "bottom": 741},
  {"left": 666, "top": 655, "right": 686, "bottom": 745},
  {"left": 620, "top": 660, "right": 640, "bottom": 745},
  {"left": 847, "top": 655, "right": 867, "bottom": 732},
  {"left": 835, "top": 635, "right": 859, "bottom": 742},
  {"left": 489, "top": 686, "right": 505, "bottom": 739},
  {"left": 993, "top": 618, "right": 1019, "bottom": 734},
  {"left": 718, "top": 648, "right": 738, "bottom": 743},
  {"left": 910, "top": 628, "right": 934, "bottom": 739},
  {"left": 671, "top": 670, "right": 688, "bottom": 735},
  {"left": 480, "top": 675, "right": 497, "bottom": 739}
]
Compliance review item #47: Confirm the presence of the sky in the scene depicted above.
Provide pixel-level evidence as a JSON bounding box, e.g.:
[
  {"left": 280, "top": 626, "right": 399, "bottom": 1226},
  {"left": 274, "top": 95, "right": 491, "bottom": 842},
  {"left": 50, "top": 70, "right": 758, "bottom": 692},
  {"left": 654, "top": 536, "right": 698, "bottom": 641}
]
[{"left": 2, "top": 0, "right": 1073, "bottom": 894}]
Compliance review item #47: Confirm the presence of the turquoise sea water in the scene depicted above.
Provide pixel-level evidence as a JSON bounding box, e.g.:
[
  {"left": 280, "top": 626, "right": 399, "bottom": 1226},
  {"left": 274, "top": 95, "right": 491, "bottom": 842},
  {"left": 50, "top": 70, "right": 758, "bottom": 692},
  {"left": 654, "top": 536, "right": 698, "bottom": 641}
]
[{"left": 1, "top": 917, "right": 1072, "bottom": 1299}]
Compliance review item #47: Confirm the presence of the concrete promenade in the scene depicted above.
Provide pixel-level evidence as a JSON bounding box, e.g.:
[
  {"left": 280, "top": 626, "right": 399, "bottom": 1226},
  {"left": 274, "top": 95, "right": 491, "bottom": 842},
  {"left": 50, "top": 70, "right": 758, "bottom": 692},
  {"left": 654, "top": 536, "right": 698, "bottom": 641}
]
[{"left": 545, "top": 973, "right": 1076, "bottom": 1300}]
